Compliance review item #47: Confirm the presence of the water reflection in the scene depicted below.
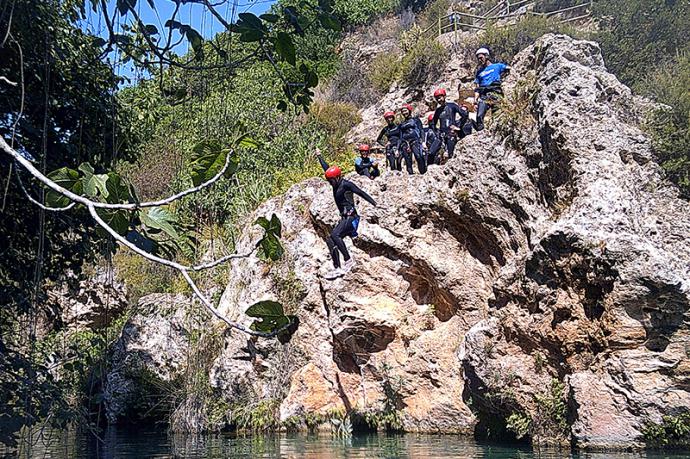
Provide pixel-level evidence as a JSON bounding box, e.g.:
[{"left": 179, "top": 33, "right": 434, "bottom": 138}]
[{"left": 3, "top": 428, "right": 690, "bottom": 459}]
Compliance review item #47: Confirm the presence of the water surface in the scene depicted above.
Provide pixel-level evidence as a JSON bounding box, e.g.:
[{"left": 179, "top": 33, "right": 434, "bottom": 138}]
[{"left": 6, "top": 429, "right": 690, "bottom": 458}]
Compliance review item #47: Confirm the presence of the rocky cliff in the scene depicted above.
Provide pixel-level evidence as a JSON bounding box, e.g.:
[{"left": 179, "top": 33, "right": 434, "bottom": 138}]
[{"left": 106, "top": 34, "right": 690, "bottom": 449}]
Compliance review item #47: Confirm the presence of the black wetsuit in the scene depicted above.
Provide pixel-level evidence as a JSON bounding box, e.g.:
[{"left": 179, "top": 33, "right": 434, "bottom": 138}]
[
  {"left": 355, "top": 156, "right": 380, "bottom": 179},
  {"left": 430, "top": 102, "right": 468, "bottom": 162},
  {"left": 319, "top": 157, "right": 377, "bottom": 268},
  {"left": 397, "top": 116, "right": 426, "bottom": 174},
  {"left": 377, "top": 123, "right": 401, "bottom": 171},
  {"left": 423, "top": 126, "right": 438, "bottom": 164}
]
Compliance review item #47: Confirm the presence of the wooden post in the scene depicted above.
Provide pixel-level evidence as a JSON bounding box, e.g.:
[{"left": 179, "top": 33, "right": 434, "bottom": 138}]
[
  {"left": 438, "top": 16, "right": 442, "bottom": 36},
  {"left": 506, "top": 0, "right": 511, "bottom": 15}
]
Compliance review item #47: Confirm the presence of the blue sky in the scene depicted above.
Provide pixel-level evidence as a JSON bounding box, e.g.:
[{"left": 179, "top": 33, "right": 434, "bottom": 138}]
[{"left": 79, "top": 0, "right": 278, "bottom": 81}]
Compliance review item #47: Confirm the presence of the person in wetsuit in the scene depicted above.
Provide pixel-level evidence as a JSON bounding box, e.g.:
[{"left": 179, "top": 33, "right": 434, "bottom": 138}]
[
  {"left": 354, "top": 144, "right": 380, "bottom": 179},
  {"left": 429, "top": 88, "right": 468, "bottom": 163},
  {"left": 316, "top": 148, "right": 377, "bottom": 279},
  {"left": 397, "top": 104, "right": 426, "bottom": 174},
  {"left": 376, "top": 111, "right": 401, "bottom": 171},
  {"left": 473, "top": 47, "right": 510, "bottom": 131},
  {"left": 423, "top": 113, "right": 438, "bottom": 164}
]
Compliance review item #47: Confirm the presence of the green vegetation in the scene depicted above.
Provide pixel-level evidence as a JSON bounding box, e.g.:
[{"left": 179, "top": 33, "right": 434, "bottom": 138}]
[
  {"left": 643, "top": 412, "right": 690, "bottom": 448},
  {"left": 592, "top": 0, "right": 690, "bottom": 196},
  {"left": 483, "top": 14, "right": 585, "bottom": 62},
  {"left": 369, "top": 54, "right": 403, "bottom": 93},
  {"left": 505, "top": 378, "right": 569, "bottom": 444}
]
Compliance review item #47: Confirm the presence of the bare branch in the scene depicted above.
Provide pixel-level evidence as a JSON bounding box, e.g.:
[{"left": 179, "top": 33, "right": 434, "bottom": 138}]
[
  {"left": 0, "top": 76, "right": 17, "bottom": 86},
  {"left": 87, "top": 203, "right": 292, "bottom": 338},
  {"left": 15, "top": 166, "right": 76, "bottom": 211},
  {"left": 1, "top": 136, "right": 233, "bottom": 210}
]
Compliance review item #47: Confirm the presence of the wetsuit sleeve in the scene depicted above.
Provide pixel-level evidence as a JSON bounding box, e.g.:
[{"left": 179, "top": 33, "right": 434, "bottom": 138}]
[
  {"left": 431, "top": 108, "right": 441, "bottom": 130},
  {"left": 377, "top": 127, "right": 389, "bottom": 146},
  {"left": 318, "top": 156, "right": 330, "bottom": 172},
  {"left": 347, "top": 182, "right": 377, "bottom": 206},
  {"left": 415, "top": 118, "right": 424, "bottom": 138}
]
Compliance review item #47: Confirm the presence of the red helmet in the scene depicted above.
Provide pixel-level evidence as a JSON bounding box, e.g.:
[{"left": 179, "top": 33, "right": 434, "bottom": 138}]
[
  {"left": 427, "top": 113, "right": 434, "bottom": 122},
  {"left": 358, "top": 144, "right": 370, "bottom": 152},
  {"left": 325, "top": 166, "right": 342, "bottom": 179},
  {"left": 401, "top": 103, "right": 414, "bottom": 113},
  {"left": 383, "top": 110, "right": 395, "bottom": 119},
  {"left": 434, "top": 88, "right": 446, "bottom": 97}
]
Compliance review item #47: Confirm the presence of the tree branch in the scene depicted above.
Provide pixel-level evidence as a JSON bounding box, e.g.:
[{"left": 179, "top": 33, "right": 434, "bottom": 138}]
[
  {"left": 1, "top": 136, "right": 232, "bottom": 210},
  {"left": 87, "top": 203, "right": 292, "bottom": 338}
]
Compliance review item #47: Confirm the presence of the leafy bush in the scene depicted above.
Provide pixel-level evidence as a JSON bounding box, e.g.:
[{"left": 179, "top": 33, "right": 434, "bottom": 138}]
[
  {"left": 593, "top": 0, "right": 689, "bottom": 89},
  {"left": 400, "top": 39, "right": 446, "bottom": 87},
  {"left": 643, "top": 412, "right": 690, "bottom": 448},
  {"left": 417, "top": 0, "right": 451, "bottom": 31},
  {"left": 642, "top": 54, "right": 690, "bottom": 197},
  {"left": 333, "top": 0, "right": 400, "bottom": 26},
  {"left": 369, "top": 53, "right": 403, "bottom": 93},
  {"left": 482, "top": 14, "right": 586, "bottom": 62},
  {"left": 326, "top": 53, "right": 380, "bottom": 108}
]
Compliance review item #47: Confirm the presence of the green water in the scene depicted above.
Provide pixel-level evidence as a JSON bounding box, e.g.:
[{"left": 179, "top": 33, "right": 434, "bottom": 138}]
[{"left": 6, "top": 430, "right": 690, "bottom": 459}]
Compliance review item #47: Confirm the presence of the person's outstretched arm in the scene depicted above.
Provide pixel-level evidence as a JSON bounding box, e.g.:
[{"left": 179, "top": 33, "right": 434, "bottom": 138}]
[
  {"left": 347, "top": 181, "right": 377, "bottom": 206},
  {"left": 315, "top": 148, "right": 329, "bottom": 172}
]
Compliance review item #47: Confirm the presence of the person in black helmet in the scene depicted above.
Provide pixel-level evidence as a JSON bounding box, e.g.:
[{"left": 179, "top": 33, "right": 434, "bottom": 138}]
[{"left": 376, "top": 111, "right": 402, "bottom": 171}]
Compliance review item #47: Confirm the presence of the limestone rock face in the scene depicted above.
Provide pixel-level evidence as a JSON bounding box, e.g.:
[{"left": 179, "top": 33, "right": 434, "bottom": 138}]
[
  {"left": 46, "top": 268, "right": 127, "bottom": 331},
  {"left": 212, "top": 34, "right": 689, "bottom": 447},
  {"left": 104, "top": 294, "right": 191, "bottom": 423},
  {"left": 458, "top": 34, "right": 690, "bottom": 449}
]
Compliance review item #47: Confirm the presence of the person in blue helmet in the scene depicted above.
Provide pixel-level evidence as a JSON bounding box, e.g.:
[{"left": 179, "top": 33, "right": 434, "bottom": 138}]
[{"left": 473, "top": 47, "right": 510, "bottom": 131}]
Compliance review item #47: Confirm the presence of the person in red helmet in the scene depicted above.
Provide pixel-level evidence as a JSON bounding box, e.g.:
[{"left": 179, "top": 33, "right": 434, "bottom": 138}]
[
  {"left": 316, "top": 148, "right": 377, "bottom": 279},
  {"left": 376, "top": 111, "right": 401, "bottom": 171},
  {"left": 423, "top": 113, "right": 438, "bottom": 162},
  {"left": 429, "top": 87, "right": 468, "bottom": 163},
  {"left": 354, "top": 144, "right": 380, "bottom": 179},
  {"left": 397, "top": 103, "right": 426, "bottom": 174}
]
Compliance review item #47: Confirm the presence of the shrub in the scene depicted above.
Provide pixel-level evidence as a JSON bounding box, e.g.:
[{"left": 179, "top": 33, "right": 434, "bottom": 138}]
[
  {"left": 482, "top": 15, "right": 586, "bottom": 62},
  {"left": 643, "top": 412, "right": 690, "bottom": 448},
  {"left": 400, "top": 39, "right": 446, "bottom": 87},
  {"left": 417, "top": 0, "right": 451, "bottom": 31},
  {"left": 333, "top": 0, "right": 400, "bottom": 26},
  {"left": 369, "top": 53, "right": 403, "bottom": 93},
  {"left": 326, "top": 53, "right": 380, "bottom": 108},
  {"left": 113, "top": 250, "right": 178, "bottom": 303},
  {"left": 642, "top": 54, "right": 690, "bottom": 197}
]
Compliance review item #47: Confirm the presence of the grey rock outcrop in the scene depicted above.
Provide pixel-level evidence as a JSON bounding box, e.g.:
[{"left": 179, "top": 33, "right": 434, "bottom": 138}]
[
  {"left": 212, "top": 34, "right": 689, "bottom": 447},
  {"left": 104, "top": 294, "right": 191, "bottom": 423}
]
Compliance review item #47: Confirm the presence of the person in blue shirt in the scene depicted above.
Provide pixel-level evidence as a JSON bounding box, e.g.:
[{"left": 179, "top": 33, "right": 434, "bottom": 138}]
[
  {"left": 473, "top": 47, "right": 510, "bottom": 131},
  {"left": 354, "top": 144, "right": 380, "bottom": 179},
  {"left": 397, "top": 103, "right": 426, "bottom": 174}
]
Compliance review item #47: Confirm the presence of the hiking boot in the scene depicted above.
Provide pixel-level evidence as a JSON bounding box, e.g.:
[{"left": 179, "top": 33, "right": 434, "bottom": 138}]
[
  {"left": 324, "top": 268, "right": 346, "bottom": 280},
  {"left": 343, "top": 258, "right": 356, "bottom": 272}
]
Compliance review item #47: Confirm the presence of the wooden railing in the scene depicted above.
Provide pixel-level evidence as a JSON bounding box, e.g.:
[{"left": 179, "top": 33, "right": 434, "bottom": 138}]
[{"left": 420, "top": 0, "right": 594, "bottom": 39}]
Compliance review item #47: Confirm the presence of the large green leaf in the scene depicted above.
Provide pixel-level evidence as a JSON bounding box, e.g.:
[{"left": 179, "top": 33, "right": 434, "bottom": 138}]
[
  {"left": 246, "top": 300, "right": 290, "bottom": 333},
  {"left": 189, "top": 141, "right": 237, "bottom": 187},
  {"left": 274, "top": 32, "right": 296, "bottom": 66},
  {"left": 45, "top": 167, "right": 81, "bottom": 207},
  {"left": 255, "top": 213, "right": 282, "bottom": 238},
  {"left": 78, "top": 162, "right": 109, "bottom": 200},
  {"left": 104, "top": 173, "right": 134, "bottom": 204},
  {"left": 139, "top": 207, "right": 179, "bottom": 240},
  {"left": 96, "top": 209, "right": 130, "bottom": 236},
  {"left": 255, "top": 214, "right": 283, "bottom": 261}
]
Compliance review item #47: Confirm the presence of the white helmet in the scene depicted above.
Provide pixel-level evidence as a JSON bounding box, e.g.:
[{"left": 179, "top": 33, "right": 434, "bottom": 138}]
[{"left": 475, "top": 47, "right": 490, "bottom": 57}]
